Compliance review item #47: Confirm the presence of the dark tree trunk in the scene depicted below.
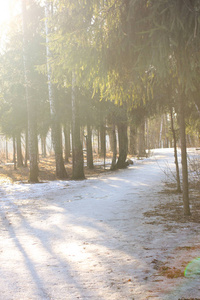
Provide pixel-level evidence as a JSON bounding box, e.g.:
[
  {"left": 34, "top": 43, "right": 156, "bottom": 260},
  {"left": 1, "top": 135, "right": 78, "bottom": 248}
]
[
  {"left": 51, "top": 122, "right": 67, "bottom": 178},
  {"left": 110, "top": 123, "right": 117, "bottom": 170},
  {"left": 116, "top": 109, "right": 128, "bottom": 169},
  {"left": 108, "top": 126, "right": 114, "bottom": 153},
  {"left": 170, "top": 107, "right": 181, "bottom": 193},
  {"left": 22, "top": 0, "right": 39, "bottom": 183},
  {"left": 43, "top": 136, "right": 47, "bottom": 157},
  {"left": 129, "top": 124, "right": 137, "bottom": 155},
  {"left": 86, "top": 122, "right": 94, "bottom": 169},
  {"left": 16, "top": 132, "right": 24, "bottom": 167},
  {"left": 24, "top": 128, "right": 28, "bottom": 167},
  {"left": 63, "top": 123, "right": 71, "bottom": 163},
  {"left": 71, "top": 73, "right": 85, "bottom": 179},
  {"left": 97, "top": 129, "right": 100, "bottom": 155},
  {"left": 164, "top": 114, "right": 169, "bottom": 148},
  {"left": 13, "top": 135, "right": 17, "bottom": 170},
  {"left": 138, "top": 120, "right": 146, "bottom": 157},
  {"left": 178, "top": 93, "right": 190, "bottom": 215},
  {"left": 41, "top": 135, "right": 47, "bottom": 158},
  {"left": 99, "top": 124, "right": 106, "bottom": 157},
  {"left": 28, "top": 124, "right": 39, "bottom": 183}
]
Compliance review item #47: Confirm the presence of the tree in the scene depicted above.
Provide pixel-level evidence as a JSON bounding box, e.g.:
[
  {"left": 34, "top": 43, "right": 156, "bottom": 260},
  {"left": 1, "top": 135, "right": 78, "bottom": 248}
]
[
  {"left": 21, "top": 0, "right": 39, "bottom": 182},
  {"left": 44, "top": 0, "right": 67, "bottom": 179},
  {"left": 71, "top": 73, "right": 85, "bottom": 179},
  {"left": 141, "top": 0, "right": 200, "bottom": 215},
  {"left": 116, "top": 105, "right": 128, "bottom": 169},
  {"left": 170, "top": 106, "right": 181, "bottom": 193}
]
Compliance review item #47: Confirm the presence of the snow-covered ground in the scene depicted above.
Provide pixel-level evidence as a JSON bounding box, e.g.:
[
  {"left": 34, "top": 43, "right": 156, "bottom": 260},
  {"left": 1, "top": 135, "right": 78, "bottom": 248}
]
[{"left": 0, "top": 148, "right": 200, "bottom": 300}]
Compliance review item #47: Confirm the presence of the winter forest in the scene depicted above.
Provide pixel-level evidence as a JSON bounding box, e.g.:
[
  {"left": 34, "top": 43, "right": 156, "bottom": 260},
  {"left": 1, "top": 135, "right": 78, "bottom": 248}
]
[
  {"left": 0, "top": 0, "right": 200, "bottom": 211},
  {"left": 0, "top": 1, "right": 200, "bottom": 299}
]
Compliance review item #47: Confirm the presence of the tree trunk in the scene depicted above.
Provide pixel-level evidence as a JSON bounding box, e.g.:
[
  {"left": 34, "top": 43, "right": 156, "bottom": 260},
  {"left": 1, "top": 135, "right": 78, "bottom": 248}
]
[
  {"left": 138, "top": 120, "right": 146, "bottom": 157},
  {"left": 71, "top": 72, "right": 85, "bottom": 179},
  {"left": 22, "top": 0, "right": 38, "bottom": 183},
  {"left": 45, "top": 1, "right": 67, "bottom": 179},
  {"left": 108, "top": 125, "right": 114, "bottom": 153},
  {"left": 97, "top": 129, "right": 100, "bottom": 155},
  {"left": 116, "top": 109, "right": 128, "bottom": 169},
  {"left": 86, "top": 122, "right": 94, "bottom": 169},
  {"left": 24, "top": 127, "right": 28, "bottom": 167},
  {"left": 16, "top": 132, "right": 24, "bottom": 167},
  {"left": 41, "top": 135, "right": 47, "bottom": 158},
  {"left": 129, "top": 124, "right": 137, "bottom": 155},
  {"left": 63, "top": 123, "right": 71, "bottom": 163},
  {"left": 164, "top": 114, "right": 169, "bottom": 148},
  {"left": 170, "top": 107, "right": 181, "bottom": 193},
  {"left": 159, "top": 115, "right": 163, "bottom": 148},
  {"left": 110, "top": 123, "right": 117, "bottom": 170},
  {"left": 13, "top": 135, "right": 17, "bottom": 170},
  {"left": 99, "top": 124, "right": 106, "bottom": 157},
  {"left": 52, "top": 124, "right": 67, "bottom": 178},
  {"left": 178, "top": 93, "right": 190, "bottom": 215}
]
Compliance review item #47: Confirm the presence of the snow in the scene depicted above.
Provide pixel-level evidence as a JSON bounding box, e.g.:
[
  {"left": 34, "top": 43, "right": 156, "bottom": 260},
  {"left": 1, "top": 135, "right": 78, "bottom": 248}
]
[{"left": 0, "top": 148, "right": 200, "bottom": 299}]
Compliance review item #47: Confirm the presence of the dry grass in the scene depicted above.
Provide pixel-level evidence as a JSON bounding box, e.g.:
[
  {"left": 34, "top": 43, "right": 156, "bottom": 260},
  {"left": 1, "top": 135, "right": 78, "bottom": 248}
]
[
  {"left": 0, "top": 155, "right": 111, "bottom": 183},
  {"left": 158, "top": 265, "right": 184, "bottom": 278}
]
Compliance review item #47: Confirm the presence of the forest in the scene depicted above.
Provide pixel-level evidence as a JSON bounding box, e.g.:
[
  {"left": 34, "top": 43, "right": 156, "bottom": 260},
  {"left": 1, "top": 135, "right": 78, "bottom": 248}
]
[{"left": 0, "top": 0, "right": 200, "bottom": 218}]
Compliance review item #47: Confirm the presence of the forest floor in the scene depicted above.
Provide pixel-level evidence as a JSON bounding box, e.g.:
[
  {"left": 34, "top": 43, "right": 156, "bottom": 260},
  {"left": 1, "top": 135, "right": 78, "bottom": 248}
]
[
  {"left": 0, "top": 148, "right": 200, "bottom": 300},
  {"left": 0, "top": 154, "right": 112, "bottom": 183}
]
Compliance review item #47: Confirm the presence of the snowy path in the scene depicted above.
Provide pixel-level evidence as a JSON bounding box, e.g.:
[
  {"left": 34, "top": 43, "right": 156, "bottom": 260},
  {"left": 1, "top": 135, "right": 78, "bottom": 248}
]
[{"left": 0, "top": 148, "right": 200, "bottom": 300}]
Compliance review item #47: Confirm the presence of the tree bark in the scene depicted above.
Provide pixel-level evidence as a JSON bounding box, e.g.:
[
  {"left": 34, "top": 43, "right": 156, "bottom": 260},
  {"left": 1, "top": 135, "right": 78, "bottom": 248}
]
[
  {"left": 97, "top": 129, "right": 100, "bottom": 155},
  {"left": 16, "top": 132, "right": 24, "bottom": 167},
  {"left": 129, "top": 124, "right": 137, "bottom": 155},
  {"left": 22, "top": 0, "right": 39, "bottom": 183},
  {"left": 116, "top": 108, "right": 128, "bottom": 169},
  {"left": 99, "top": 124, "right": 106, "bottom": 157},
  {"left": 110, "top": 123, "right": 117, "bottom": 170},
  {"left": 138, "top": 120, "right": 146, "bottom": 157},
  {"left": 86, "top": 122, "right": 94, "bottom": 169},
  {"left": 178, "top": 93, "right": 190, "bottom": 215},
  {"left": 63, "top": 123, "right": 71, "bottom": 163},
  {"left": 159, "top": 115, "right": 163, "bottom": 148},
  {"left": 13, "top": 135, "right": 17, "bottom": 170},
  {"left": 24, "top": 127, "right": 28, "bottom": 167},
  {"left": 170, "top": 107, "right": 181, "bottom": 193},
  {"left": 41, "top": 135, "right": 47, "bottom": 158},
  {"left": 71, "top": 72, "right": 85, "bottom": 179}
]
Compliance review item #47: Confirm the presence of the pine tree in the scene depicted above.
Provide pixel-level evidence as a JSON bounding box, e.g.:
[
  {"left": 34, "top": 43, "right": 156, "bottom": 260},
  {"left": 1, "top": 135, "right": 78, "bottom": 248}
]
[
  {"left": 44, "top": 0, "right": 67, "bottom": 179},
  {"left": 21, "top": 0, "right": 39, "bottom": 183}
]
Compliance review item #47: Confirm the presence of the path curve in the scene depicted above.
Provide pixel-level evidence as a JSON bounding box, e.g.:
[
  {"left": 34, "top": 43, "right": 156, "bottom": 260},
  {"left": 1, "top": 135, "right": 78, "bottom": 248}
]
[{"left": 0, "top": 148, "right": 200, "bottom": 299}]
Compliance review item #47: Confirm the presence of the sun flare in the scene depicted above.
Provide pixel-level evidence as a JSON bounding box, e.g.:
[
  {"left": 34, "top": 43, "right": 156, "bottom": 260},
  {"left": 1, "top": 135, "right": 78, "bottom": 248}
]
[{"left": 0, "top": 1, "right": 11, "bottom": 25}]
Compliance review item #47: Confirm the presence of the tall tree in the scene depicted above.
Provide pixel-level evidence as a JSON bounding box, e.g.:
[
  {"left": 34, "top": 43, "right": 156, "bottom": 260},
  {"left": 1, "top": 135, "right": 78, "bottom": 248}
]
[
  {"left": 21, "top": 0, "right": 39, "bottom": 182},
  {"left": 71, "top": 72, "right": 85, "bottom": 179},
  {"left": 116, "top": 106, "right": 128, "bottom": 169},
  {"left": 170, "top": 106, "right": 181, "bottom": 193},
  {"left": 45, "top": 0, "right": 67, "bottom": 179}
]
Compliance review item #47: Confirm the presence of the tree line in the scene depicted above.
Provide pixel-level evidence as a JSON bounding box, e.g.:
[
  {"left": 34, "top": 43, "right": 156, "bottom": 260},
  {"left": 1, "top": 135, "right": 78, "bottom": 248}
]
[{"left": 0, "top": 0, "right": 200, "bottom": 216}]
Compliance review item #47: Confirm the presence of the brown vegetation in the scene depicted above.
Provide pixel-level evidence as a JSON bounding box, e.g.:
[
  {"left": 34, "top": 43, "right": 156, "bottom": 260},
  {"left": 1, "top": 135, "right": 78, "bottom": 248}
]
[{"left": 0, "top": 155, "right": 110, "bottom": 183}]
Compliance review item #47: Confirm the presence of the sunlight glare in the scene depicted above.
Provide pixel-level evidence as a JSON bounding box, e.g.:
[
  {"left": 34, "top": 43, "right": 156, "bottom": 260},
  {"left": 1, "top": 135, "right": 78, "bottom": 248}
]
[{"left": 0, "top": 1, "right": 11, "bottom": 25}]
